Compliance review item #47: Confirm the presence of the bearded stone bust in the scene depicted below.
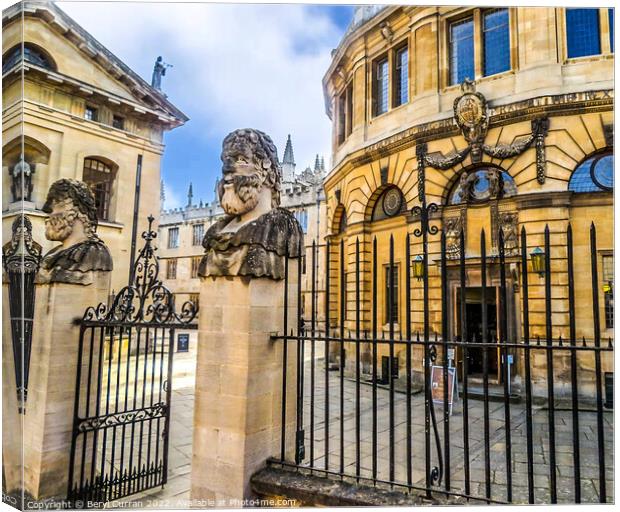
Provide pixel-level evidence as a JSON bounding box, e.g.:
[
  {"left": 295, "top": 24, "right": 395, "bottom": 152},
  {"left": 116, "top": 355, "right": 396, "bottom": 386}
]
[
  {"left": 198, "top": 128, "right": 303, "bottom": 280},
  {"left": 39, "top": 179, "right": 113, "bottom": 284}
]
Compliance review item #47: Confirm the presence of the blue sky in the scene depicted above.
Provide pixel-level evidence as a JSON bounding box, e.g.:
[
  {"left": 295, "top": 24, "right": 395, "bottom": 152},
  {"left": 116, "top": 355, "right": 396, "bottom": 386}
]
[{"left": 56, "top": 1, "right": 355, "bottom": 209}]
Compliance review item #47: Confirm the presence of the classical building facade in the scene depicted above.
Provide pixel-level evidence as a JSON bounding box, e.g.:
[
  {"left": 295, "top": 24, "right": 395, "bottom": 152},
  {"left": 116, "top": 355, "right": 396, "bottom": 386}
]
[
  {"left": 322, "top": 6, "right": 613, "bottom": 390},
  {"left": 2, "top": 0, "right": 187, "bottom": 293},
  {"left": 158, "top": 135, "right": 328, "bottom": 351}
]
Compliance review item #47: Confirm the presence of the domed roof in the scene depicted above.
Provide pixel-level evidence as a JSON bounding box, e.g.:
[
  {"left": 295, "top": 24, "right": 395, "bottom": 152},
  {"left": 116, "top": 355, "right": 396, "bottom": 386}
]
[{"left": 343, "top": 5, "right": 388, "bottom": 37}]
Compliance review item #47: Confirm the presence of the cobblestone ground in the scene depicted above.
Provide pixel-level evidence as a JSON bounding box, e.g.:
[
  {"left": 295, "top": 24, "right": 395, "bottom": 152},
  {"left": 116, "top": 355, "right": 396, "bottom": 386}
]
[{"left": 111, "top": 357, "right": 613, "bottom": 508}]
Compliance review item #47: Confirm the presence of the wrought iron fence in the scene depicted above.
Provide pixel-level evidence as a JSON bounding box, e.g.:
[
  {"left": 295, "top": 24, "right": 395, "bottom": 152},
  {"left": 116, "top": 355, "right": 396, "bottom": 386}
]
[{"left": 270, "top": 220, "right": 613, "bottom": 504}]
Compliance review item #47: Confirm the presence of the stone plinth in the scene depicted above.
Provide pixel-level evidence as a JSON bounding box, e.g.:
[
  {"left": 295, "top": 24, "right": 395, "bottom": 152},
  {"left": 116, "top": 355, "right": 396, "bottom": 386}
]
[
  {"left": 190, "top": 267, "right": 298, "bottom": 505},
  {"left": 2, "top": 273, "right": 110, "bottom": 500}
]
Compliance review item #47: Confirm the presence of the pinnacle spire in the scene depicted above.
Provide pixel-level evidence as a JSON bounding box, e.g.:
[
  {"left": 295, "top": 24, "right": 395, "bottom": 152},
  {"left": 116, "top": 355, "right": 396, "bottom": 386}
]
[
  {"left": 160, "top": 180, "right": 166, "bottom": 209},
  {"left": 187, "top": 182, "right": 193, "bottom": 207},
  {"left": 282, "top": 134, "right": 295, "bottom": 165},
  {"left": 314, "top": 154, "right": 320, "bottom": 172}
]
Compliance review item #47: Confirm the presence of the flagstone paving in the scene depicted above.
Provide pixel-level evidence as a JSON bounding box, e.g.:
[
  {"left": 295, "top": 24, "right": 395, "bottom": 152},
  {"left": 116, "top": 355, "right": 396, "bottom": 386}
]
[{"left": 107, "top": 357, "right": 613, "bottom": 508}]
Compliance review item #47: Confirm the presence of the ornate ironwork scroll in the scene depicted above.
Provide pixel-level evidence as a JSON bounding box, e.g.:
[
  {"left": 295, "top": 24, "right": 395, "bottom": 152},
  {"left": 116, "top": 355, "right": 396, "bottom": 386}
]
[
  {"left": 2, "top": 214, "right": 42, "bottom": 413},
  {"left": 82, "top": 215, "right": 198, "bottom": 326},
  {"left": 411, "top": 192, "right": 444, "bottom": 489}
]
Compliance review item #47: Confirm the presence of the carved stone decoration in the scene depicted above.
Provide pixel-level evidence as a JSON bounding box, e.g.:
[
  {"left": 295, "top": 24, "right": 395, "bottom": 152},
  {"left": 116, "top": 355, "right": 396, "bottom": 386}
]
[
  {"left": 2, "top": 214, "right": 42, "bottom": 413},
  {"left": 39, "top": 179, "right": 113, "bottom": 284},
  {"left": 10, "top": 154, "right": 35, "bottom": 202},
  {"left": 199, "top": 128, "right": 304, "bottom": 280},
  {"left": 603, "top": 123, "right": 614, "bottom": 148},
  {"left": 421, "top": 79, "right": 549, "bottom": 181},
  {"left": 379, "top": 21, "right": 394, "bottom": 43},
  {"left": 416, "top": 143, "right": 427, "bottom": 202},
  {"left": 380, "top": 165, "right": 388, "bottom": 185},
  {"left": 443, "top": 209, "right": 466, "bottom": 260},
  {"left": 491, "top": 206, "right": 519, "bottom": 256},
  {"left": 532, "top": 117, "right": 549, "bottom": 184},
  {"left": 454, "top": 79, "right": 488, "bottom": 162}
]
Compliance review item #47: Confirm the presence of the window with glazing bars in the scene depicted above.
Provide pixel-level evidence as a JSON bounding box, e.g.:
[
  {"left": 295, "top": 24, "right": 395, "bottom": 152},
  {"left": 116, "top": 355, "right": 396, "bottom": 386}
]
[
  {"left": 384, "top": 265, "right": 399, "bottom": 324},
  {"left": 566, "top": 8, "right": 601, "bottom": 58},
  {"left": 483, "top": 9, "right": 510, "bottom": 76},
  {"left": 166, "top": 259, "right": 177, "bottom": 280},
  {"left": 337, "top": 91, "right": 346, "bottom": 145},
  {"left": 191, "top": 256, "right": 201, "bottom": 278},
  {"left": 192, "top": 223, "right": 204, "bottom": 246},
  {"left": 346, "top": 82, "right": 353, "bottom": 136},
  {"left": 373, "top": 57, "right": 389, "bottom": 116},
  {"left": 393, "top": 45, "right": 409, "bottom": 107},
  {"left": 450, "top": 17, "right": 474, "bottom": 85},
  {"left": 83, "top": 158, "right": 113, "bottom": 220},
  {"left": 168, "top": 227, "right": 179, "bottom": 248}
]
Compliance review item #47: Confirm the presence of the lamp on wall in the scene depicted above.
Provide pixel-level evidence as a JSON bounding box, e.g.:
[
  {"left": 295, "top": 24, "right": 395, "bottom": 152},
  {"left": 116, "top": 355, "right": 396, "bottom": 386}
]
[
  {"left": 412, "top": 254, "right": 424, "bottom": 281},
  {"left": 530, "top": 247, "right": 545, "bottom": 277}
]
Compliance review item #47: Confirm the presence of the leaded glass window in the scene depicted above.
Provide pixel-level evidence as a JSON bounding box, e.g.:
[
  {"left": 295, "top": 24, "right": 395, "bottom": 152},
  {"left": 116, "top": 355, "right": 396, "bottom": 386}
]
[
  {"left": 374, "top": 57, "right": 389, "bottom": 116},
  {"left": 483, "top": 9, "right": 510, "bottom": 76},
  {"left": 83, "top": 158, "right": 114, "bottom": 220},
  {"left": 166, "top": 259, "right": 177, "bottom": 280},
  {"left": 449, "top": 169, "right": 517, "bottom": 205},
  {"left": 450, "top": 17, "right": 474, "bottom": 85},
  {"left": 568, "top": 152, "right": 614, "bottom": 192},
  {"left": 394, "top": 45, "right": 409, "bottom": 107},
  {"left": 566, "top": 8, "right": 601, "bottom": 58},
  {"left": 168, "top": 227, "right": 179, "bottom": 249},
  {"left": 192, "top": 223, "right": 204, "bottom": 246},
  {"left": 2, "top": 44, "right": 55, "bottom": 74},
  {"left": 385, "top": 265, "right": 399, "bottom": 325},
  {"left": 191, "top": 256, "right": 201, "bottom": 278}
]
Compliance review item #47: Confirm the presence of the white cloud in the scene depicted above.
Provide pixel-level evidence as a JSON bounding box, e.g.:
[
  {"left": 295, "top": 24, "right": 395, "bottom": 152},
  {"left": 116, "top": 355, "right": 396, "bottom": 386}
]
[
  {"left": 56, "top": 1, "right": 341, "bottom": 173},
  {"left": 162, "top": 180, "right": 184, "bottom": 210}
]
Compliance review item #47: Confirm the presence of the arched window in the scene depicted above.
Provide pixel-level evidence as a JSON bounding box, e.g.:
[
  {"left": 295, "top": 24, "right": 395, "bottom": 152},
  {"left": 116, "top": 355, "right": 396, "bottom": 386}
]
[
  {"left": 449, "top": 167, "right": 517, "bottom": 205},
  {"left": 2, "top": 43, "right": 56, "bottom": 74},
  {"left": 83, "top": 158, "right": 115, "bottom": 221},
  {"left": 568, "top": 151, "right": 613, "bottom": 192},
  {"left": 372, "top": 186, "right": 406, "bottom": 221}
]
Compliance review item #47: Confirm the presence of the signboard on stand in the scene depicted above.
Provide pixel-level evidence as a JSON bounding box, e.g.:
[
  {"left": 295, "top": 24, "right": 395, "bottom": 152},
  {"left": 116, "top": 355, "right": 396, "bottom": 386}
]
[{"left": 431, "top": 365, "right": 457, "bottom": 415}]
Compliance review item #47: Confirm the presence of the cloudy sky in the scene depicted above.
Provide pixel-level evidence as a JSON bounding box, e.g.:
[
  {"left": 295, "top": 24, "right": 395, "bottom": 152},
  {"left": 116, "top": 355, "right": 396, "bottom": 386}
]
[{"left": 56, "top": 1, "right": 355, "bottom": 209}]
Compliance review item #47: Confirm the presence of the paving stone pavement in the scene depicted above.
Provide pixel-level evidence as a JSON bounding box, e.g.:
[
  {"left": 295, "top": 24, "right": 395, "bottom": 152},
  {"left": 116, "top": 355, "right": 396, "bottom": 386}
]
[{"left": 108, "top": 356, "right": 613, "bottom": 508}]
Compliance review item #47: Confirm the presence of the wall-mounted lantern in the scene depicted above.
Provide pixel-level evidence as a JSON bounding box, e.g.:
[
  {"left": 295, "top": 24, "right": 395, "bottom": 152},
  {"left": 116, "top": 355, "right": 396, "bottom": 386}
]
[
  {"left": 603, "top": 281, "right": 613, "bottom": 294},
  {"left": 530, "top": 247, "right": 545, "bottom": 277},
  {"left": 412, "top": 255, "right": 424, "bottom": 281}
]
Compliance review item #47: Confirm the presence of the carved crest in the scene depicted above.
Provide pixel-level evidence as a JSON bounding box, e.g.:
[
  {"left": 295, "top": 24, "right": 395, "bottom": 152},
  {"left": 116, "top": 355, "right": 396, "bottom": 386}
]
[{"left": 453, "top": 79, "right": 489, "bottom": 147}]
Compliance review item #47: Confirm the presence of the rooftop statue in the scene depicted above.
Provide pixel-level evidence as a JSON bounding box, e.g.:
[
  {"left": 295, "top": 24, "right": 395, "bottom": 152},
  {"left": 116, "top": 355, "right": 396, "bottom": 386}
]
[
  {"left": 151, "top": 56, "right": 172, "bottom": 91},
  {"left": 39, "top": 179, "right": 112, "bottom": 284},
  {"left": 199, "top": 128, "right": 304, "bottom": 279}
]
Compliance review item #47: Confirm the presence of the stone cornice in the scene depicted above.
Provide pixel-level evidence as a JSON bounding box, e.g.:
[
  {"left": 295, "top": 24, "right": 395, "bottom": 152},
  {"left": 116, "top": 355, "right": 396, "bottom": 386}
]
[
  {"left": 3, "top": 0, "right": 188, "bottom": 125},
  {"left": 324, "top": 89, "right": 614, "bottom": 190}
]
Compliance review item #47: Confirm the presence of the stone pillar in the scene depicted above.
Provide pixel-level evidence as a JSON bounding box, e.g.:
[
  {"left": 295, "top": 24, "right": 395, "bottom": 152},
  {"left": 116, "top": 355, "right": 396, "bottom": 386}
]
[
  {"left": 190, "top": 266, "right": 298, "bottom": 505},
  {"left": 2, "top": 274, "right": 110, "bottom": 501}
]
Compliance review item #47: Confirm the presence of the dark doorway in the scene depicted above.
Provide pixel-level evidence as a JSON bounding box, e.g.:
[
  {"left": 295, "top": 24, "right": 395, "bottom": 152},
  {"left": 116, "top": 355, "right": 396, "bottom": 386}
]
[{"left": 456, "top": 287, "right": 498, "bottom": 376}]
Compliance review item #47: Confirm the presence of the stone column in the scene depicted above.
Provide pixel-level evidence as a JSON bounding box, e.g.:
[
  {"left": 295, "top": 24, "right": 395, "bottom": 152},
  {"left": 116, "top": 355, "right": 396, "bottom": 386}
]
[
  {"left": 2, "top": 274, "right": 110, "bottom": 501},
  {"left": 190, "top": 268, "right": 298, "bottom": 505}
]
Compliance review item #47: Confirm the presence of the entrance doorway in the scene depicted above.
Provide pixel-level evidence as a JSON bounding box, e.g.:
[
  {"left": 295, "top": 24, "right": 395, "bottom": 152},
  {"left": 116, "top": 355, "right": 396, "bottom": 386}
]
[{"left": 456, "top": 287, "right": 499, "bottom": 379}]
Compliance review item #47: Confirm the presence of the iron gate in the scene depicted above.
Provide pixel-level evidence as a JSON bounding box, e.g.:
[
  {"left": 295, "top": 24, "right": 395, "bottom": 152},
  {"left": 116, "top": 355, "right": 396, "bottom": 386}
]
[{"left": 67, "top": 217, "right": 197, "bottom": 505}]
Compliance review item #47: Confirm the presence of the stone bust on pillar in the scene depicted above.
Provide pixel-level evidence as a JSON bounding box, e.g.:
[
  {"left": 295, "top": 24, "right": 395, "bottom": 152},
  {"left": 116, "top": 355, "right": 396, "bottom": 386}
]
[
  {"left": 39, "top": 178, "right": 113, "bottom": 284},
  {"left": 198, "top": 128, "right": 303, "bottom": 279}
]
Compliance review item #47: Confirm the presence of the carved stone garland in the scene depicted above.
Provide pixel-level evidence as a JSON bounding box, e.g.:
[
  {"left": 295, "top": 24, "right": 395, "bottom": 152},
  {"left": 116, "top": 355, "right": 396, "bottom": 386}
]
[{"left": 416, "top": 80, "right": 549, "bottom": 198}]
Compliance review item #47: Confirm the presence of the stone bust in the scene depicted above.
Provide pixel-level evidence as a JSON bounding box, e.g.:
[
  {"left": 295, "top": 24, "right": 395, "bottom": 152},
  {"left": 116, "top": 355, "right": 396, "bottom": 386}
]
[
  {"left": 39, "top": 178, "right": 113, "bottom": 284},
  {"left": 198, "top": 128, "right": 303, "bottom": 279}
]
